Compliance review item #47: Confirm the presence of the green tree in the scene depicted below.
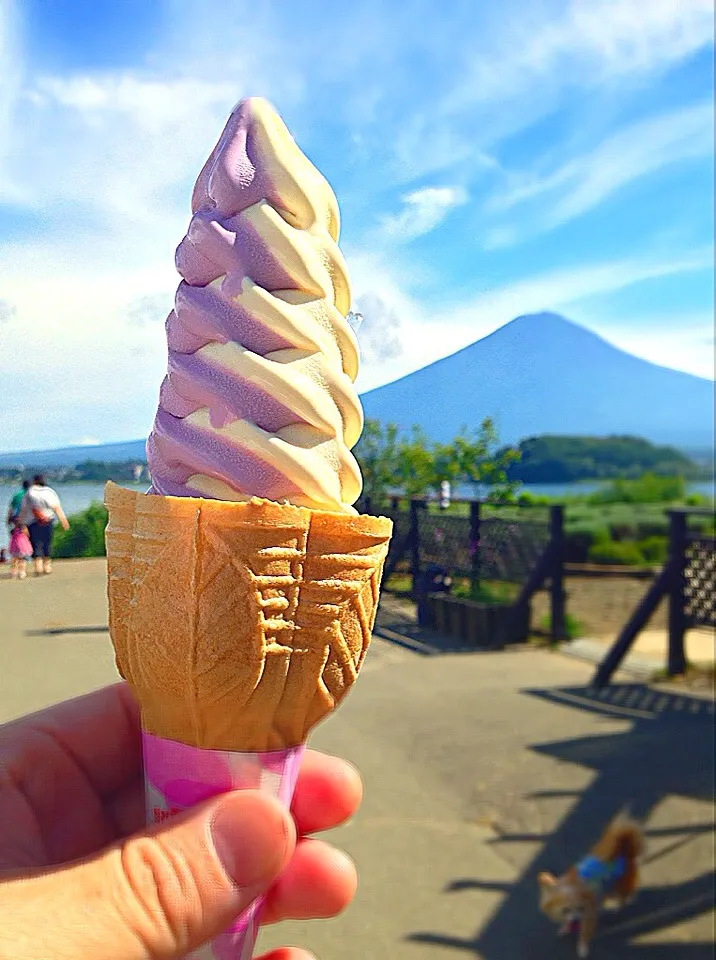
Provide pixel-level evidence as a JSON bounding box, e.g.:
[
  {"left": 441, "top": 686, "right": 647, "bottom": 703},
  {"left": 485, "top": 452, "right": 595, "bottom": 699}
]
[
  {"left": 394, "top": 426, "right": 438, "bottom": 496},
  {"left": 353, "top": 417, "right": 521, "bottom": 502},
  {"left": 446, "top": 418, "right": 521, "bottom": 502},
  {"left": 353, "top": 420, "right": 400, "bottom": 504}
]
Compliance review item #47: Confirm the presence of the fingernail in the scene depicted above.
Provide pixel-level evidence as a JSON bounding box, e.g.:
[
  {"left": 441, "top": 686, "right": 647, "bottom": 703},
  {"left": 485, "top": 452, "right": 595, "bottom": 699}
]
[{"left": 210, "top": 792, "right": 293, "bottom": 889}]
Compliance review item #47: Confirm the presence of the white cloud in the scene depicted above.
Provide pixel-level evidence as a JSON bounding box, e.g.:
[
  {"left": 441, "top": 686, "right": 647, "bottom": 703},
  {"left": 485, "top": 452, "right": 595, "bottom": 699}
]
[
  {"left": 352, "top": 291, "right": 404, "bottom": 363},
  {"left": 0, "top": 0, "right": 309, "bottom": 227},
  {"left": 445, "top": 0, "right": 714, "bottom": 113},
  {"left": 0, "top": 239, "right": 176, "bottom": 449},
  {"left": 485, "top": 101, "right": 714, "bottom": 242},
  {"left": 0, "top": 0, "right": 24, "bottom": 200},
  {"left": 0, "top": 0, "right": 712, "bottom": 450},
  {"left": 0, "top": 297, "right": 16, "bottom": 322},
  {"left": 126, "top": 293, "right": 172, "bottom": 327},
  {"left": 393, "top": 0, "right": 714, "bottom": 188},
  {"left": 73, "top": 436, "right": 101, "bottom": 447},
  {"left": 379, "top": 186, "right": 468, "bottom": 240},
  {"left": 34, "top": 75, "right": 237, "bottom": 129},
  {"left": 390, "top": 115, "right": 499, "bottom": 184},
  {"left": 0, "top": 3, "right": 310, "bottom": 451},
  {"left": 8, "top": 74, "right": 241, "bottom": 229},
  {"left": 574, "top": 310, "right": 715, "bottom": 379}
]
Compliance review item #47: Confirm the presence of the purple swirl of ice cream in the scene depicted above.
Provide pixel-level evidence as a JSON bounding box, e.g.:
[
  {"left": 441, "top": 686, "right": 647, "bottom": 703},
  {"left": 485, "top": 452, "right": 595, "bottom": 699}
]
[{"left": 147, "top": 97, "right": 363, "bottom": 513}]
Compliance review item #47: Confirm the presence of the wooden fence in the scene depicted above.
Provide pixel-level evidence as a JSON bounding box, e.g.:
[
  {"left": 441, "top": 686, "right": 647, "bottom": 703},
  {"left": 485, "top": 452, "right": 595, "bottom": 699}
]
[
  {"left": 594, "top": 509, "right": 716, "bottom": 686},
  {"left": 358, "top": 497, "right": 567, "bottom": 645}
]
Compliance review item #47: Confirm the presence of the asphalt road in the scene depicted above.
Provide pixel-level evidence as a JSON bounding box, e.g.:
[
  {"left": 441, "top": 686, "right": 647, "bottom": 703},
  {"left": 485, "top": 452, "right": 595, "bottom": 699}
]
[{"left": 1, "top": 559, "right": 714, "bottom": 959}]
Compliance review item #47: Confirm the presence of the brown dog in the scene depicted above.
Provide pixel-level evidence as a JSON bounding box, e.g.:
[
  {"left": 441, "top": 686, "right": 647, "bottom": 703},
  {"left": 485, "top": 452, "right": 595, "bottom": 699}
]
[{"left": 538, "top": 810, "right": 644, "bottom": 957}]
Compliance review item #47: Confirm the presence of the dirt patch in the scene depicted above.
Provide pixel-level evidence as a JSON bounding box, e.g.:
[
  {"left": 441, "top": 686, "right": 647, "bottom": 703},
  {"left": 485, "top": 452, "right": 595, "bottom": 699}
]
[{"left": 531, "top": 572, "right": 666, "bottom": 639}]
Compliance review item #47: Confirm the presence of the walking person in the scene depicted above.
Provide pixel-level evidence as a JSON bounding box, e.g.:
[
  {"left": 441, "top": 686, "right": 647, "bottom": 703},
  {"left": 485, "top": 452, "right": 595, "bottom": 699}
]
[
  {"left": 20, "top": 474, "right": 69, "bottom": 576},
  {"left": 8, "top": 519, "right": 33, "bottom": 580},
  {"left": 6, "top": 479, "right": 30, "bottom": 528}
]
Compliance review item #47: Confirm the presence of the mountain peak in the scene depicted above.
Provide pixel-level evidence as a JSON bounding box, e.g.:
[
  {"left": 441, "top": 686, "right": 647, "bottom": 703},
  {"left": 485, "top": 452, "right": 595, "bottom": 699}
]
[
  {"left": 498, "top": 312, "right": 602, "bottom": 342},
  {"left": 508, "top": 311, "right": 574, "bottom": 327},
  {"left": 361, "top": 312, "right": 713, "bottom": 448}
]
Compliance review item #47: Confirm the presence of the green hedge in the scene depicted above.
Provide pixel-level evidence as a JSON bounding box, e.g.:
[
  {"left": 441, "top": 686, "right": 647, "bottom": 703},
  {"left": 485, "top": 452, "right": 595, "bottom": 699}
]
[
  {"left": 564, "top": 526, "right": 610, "bottom": 563},
  {"left": 587, "top": 539, "right": 646, "bottom": 566},
  {"left": 588, "top": 473, "right": 687, "bottom": 504},
  {"left": 53, "top": 503, "right": 108, "bottom": 558},
  {"left": 639, "top": 536, "right": 668, "bottom": 566}
]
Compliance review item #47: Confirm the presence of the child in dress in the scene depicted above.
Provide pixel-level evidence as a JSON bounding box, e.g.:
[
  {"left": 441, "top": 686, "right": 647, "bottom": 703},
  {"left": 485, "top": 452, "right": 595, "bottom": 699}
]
[{"left": 9, "top": 520, "right": 33, "bottom": 580}]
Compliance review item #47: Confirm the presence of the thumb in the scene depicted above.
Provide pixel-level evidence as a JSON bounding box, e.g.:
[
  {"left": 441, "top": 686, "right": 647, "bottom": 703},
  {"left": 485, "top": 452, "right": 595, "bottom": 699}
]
[{"left": 0, "top": 790, "right": 296, "bottom": 960}]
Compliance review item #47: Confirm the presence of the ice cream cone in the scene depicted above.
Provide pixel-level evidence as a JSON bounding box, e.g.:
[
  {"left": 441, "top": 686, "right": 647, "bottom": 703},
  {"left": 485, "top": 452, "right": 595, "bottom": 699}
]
[
  {"left": 104, "top": 94, "right": 393, "bottom": 957},
  {"left": 104, "top": 481, "right": 392, "bottom": 752}
]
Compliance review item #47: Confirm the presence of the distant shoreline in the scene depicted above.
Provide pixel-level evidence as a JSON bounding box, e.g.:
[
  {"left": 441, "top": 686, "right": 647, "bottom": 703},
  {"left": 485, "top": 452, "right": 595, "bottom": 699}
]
[{"left": 0, "top": 480, "right": 146, "bottom": 487}]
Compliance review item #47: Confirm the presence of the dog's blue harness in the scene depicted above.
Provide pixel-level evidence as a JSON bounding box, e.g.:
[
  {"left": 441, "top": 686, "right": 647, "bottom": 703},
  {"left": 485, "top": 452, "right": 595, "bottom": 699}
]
[{"left": 577, "top": 854, "right": 626, "bottom": 896}]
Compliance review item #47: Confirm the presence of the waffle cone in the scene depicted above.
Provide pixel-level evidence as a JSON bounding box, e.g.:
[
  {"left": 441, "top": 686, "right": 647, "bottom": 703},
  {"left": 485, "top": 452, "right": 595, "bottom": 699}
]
[{"left": 104, "top": 482, "right": 392, "bottom": 751}]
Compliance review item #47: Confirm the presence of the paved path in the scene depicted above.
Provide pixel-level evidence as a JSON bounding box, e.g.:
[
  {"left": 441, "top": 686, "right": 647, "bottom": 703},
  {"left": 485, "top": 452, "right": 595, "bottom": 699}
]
[{"left": 1, "top": 560, "right": 714, "bottom": 958}]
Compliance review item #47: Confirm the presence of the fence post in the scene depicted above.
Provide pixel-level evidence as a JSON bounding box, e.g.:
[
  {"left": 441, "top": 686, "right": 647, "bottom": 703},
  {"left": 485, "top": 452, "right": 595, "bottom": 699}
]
[
  {"left": 390, "top": 496, "right": 400, "bottom": 512},
  {"left": 667, "top": 510, "right": 688, "bottom": 676},
  {"left": 469, "top": 500, "right": 481, "bottom": 591},
  {"left": 549, "top": 505, "right": 567, "bottom": 642},
  {"left": 362, "top": 495, "right": 372, "bottom": 516},
  {"left": 409, "top": 499, "right": 422, "bottom": 600}
]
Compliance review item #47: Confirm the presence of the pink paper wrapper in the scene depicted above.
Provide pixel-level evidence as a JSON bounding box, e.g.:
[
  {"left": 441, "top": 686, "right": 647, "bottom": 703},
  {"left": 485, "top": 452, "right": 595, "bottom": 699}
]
[{"left": 142, "top": 731, "right": 305, "bottom": 960}]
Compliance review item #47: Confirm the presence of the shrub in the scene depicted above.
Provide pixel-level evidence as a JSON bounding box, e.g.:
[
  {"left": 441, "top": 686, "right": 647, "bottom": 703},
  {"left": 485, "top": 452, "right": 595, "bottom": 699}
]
[
  {"left": 53, "top": 503, "right": 108, "bottom": 558},
  {"left": 564, "top": 526, "right": 610, "bottom": 563},
  {"left": 588, "top": 473, "right": 686, "bottom": 505},
  {"left": 587, "top": 539, "right": 645, "bottom": 566},
  {"left": 634, "top": 521, "right": 669, "bottom": 539},
  {"left": 452, "top": 580, "right": 514, "bottom": 605},
  {"left": 517, "top": 492, "right": 551, "bottom": 506},
  {"left": 538, "top": 612, "right": 584, "bottom": 641},
  {"left": 638, "top": 536, "right": 668, "bottom": 566},
  {"left": 609, "top": 522, "right": 638, "bottom": 542}
]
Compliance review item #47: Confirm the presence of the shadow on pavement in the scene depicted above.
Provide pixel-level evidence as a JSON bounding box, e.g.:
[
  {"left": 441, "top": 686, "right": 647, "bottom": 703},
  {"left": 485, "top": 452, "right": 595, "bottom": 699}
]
[
  {"left": 407, "top": 683, "right": 715, "bottom": 958},
  {"left": 373, "top": 617, "right": 479, "bottom": 656},
  {"left": 25, "top": 626, "right": 109, "bottom": 636}
]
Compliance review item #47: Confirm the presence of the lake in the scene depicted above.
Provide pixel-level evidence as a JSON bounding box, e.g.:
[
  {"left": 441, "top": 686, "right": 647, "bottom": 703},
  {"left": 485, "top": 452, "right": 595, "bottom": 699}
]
[
  {"left": 1, "top": 479, "right": 714, "bottom": 518},
  {"left": 0, "top": 482, "right": 146, "bottom": 518}
]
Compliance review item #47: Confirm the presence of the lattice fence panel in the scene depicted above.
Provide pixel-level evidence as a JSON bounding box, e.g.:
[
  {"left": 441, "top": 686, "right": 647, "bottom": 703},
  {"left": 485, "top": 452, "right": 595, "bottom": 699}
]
[
  {"left": 417, "top": 511, "right": 551, "bottom": 583},
  {"left": 684, "top": 537, "right": 716, "bottom": 627},
  {"left": 479, "top": 517, "right": 551, "bottom": 583},
  {"left": 417, "top": 513, "right": 472, "bottom": 575}
]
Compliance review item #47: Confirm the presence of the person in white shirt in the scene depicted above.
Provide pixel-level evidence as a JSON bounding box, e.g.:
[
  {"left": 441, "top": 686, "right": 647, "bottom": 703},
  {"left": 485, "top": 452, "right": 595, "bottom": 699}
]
[{"left": 20, "top": 474, "right": 70, "bottom": 576}]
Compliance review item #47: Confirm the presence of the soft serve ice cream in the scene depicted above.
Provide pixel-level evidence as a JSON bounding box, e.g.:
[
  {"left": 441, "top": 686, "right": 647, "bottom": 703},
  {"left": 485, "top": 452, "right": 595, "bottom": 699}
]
[
  {"left": 147, "top": 97, "right": 363, "bottom": 513},
  {"left": 106, "top": 98, "right": 393, "bottom": 959}
]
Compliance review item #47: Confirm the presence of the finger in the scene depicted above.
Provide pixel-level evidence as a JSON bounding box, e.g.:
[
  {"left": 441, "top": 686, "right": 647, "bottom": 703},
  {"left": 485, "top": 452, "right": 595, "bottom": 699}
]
[
  {"left": 107, "top": 749, "right": 363, "bottom": 840},
  {"left": 292, "top": 751, "right": 362, "bottom": 835},
  {"left": 258, "top": 951, "right": 317, "bottom": 960},
  {"left": 0, "top": 791, "right": 296, "bottom": 960},
  {"left": 261, "top": 837, "right": 357, "bottom": 924},
  {"left": 2, "top": 683, "right": 141, "bottom": 797}
]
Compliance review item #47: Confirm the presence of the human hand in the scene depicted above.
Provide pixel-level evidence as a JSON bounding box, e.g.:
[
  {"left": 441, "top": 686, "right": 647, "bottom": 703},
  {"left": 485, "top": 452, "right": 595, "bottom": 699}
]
[{"left": 0, "top": 683, "right": 361, "bottom": 959}]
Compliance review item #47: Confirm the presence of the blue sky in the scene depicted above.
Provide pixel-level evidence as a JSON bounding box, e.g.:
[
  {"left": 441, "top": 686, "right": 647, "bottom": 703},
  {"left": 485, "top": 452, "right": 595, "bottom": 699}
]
[{"left": 0, "top": 0, "right": 713, "bottom": 451}]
